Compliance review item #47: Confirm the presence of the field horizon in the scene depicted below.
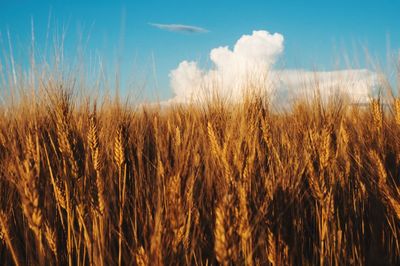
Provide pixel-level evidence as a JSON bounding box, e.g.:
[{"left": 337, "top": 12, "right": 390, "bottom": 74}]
[{"left": 0, "top": 66, "right": 400, "bottom": 265}]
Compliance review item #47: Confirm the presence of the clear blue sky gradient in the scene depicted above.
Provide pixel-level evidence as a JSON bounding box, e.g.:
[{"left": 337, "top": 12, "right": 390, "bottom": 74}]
[{"left": 0, "top": 0, "right": 399, "bottom": 100}]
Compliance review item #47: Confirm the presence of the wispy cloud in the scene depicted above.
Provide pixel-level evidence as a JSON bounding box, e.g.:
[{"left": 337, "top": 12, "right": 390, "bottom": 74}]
[{"left": 149, "top": 23, "right": 209, "bottom": 33}]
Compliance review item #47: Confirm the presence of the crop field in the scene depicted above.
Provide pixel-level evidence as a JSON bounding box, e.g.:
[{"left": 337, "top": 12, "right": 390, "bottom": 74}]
[{"left": 0, "top": 75, "right": 399, "bottom": 265}]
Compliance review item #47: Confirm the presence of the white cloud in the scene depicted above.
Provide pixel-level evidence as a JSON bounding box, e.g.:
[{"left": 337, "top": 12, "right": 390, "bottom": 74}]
[
  {"left": 169, "top": 30, "right": 383, "bottom": 104},
  {"left": 149, "top": 23, "right": 209, "bottom": 33},
  {"left": 270, "top": 69, "right": 382, "bottom": 104},
  {"left": 170, "top": 61, "right": 204, "bottom": 102}
]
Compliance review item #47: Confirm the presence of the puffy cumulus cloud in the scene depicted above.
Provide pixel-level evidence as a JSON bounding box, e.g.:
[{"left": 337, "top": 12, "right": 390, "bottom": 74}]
[
  {"left": 169, "top": 30, "right": 284, "bottom": 102},
  {"left": 210, "top": 30, "right": 284, "bottom": 71},
  {"left": 169, "top": 30, "right": 382, "bottom": 104},
  {"left": 170, "top": 61, "right": 204, "bottom": 102}
]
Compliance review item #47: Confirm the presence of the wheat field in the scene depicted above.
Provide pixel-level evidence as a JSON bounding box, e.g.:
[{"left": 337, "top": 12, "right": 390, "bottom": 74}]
[{"left": 0, "top": 73, "right": 399, "bottom": 265}]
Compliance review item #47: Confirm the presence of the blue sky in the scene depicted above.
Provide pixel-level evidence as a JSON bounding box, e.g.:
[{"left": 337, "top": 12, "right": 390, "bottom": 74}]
[{"left": 0, "top": 0, "right": 399, "bottom": 100}]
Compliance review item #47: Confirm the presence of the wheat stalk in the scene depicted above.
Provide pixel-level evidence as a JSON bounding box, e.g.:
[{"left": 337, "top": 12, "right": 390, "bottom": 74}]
[
  {"left": 88, "top": 111, "right": 106, "bottom": 215},
  {"left": 20, "top": 133, "right": 43, "bottom": 237},
  {"left": 371, "top": 99, "right": 383, "bottom": 134},
  {"left": 114, "top": 124, "right": 127, "bottom": 265},
  {"left": 150, "top": 200, "right": 163, "bottom": 265},
  {"left": 320, "top": 124, "right": 334, "bottom": 170},
  {"left": 167, "top": 174, "right": 185, "bottom": 251},
  {"left": 135, "top": 246, "right": 149, "bottom": 266},
  {"left": 18, "top": 131, "right": 46, "bottom": 262},
  {"left": 55, "top": 102, "right": 80, "bottom": 181},
  {"left": 214, "top": 198, "right": 229, "bottom": 266},
  {"left": 369, "top": 150, "right": 387, "bottom": 188},
  {"left": 44, "top": 223, "right": 57, "bottom": 258},
  {"left": 207, "top": 122, "right": 221, "bottom": 157},
  {"left": 395, "top": 98, "right": 400, "bottom": 126},
  {"left": 0, "top": 211, "right": 21, "bottom": 266},
  {"left": 114, "top": 125, "right": 125, "bottom": 168},
  {"left": 267, "top": 229, "right": 276, "bottom": 266},
  {"left": 237, "top": 181, "right": 253, "bottom": 266}
]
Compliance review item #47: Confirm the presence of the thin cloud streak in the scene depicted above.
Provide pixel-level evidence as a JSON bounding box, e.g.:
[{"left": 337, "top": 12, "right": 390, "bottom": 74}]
[{"left": 149, "top": 23, "right": 209, "bottom": 33}]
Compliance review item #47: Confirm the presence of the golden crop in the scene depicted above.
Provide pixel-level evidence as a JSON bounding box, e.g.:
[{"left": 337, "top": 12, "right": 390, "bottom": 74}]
[{"left": 0, "top": 79, "right": 399, "bottom": 265}]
